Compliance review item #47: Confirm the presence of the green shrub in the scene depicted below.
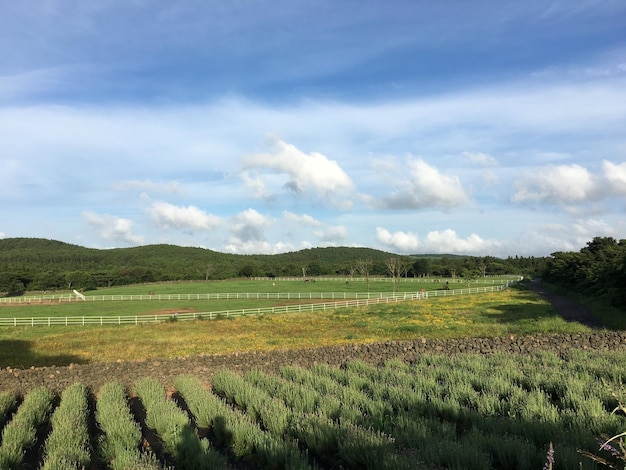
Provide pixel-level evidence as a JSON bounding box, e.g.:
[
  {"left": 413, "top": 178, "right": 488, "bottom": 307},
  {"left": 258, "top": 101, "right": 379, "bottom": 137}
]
[
  {"left": 41, "top": 383, "right": 91, "bottom": 469},
  {"left": 0, "top": 392, "right": 18, "bottom": 428},
  {"left": 0, "top": 386, "right": 55, "bottom": 469},
  {"left": 95, "top": 381, "right": 163, "bottom": 470},
  {"left": 135, "top": 377, "right": 223, "bottom": 470},
  {"left": 177, "top": 373, "right": 311, "bottom": 469}
]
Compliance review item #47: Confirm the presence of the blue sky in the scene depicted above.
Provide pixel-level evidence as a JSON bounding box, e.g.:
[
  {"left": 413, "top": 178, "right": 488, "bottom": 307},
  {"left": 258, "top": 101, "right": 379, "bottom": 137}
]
[{"left": 1, "top": 1, "right": 625, "bottom": 257}]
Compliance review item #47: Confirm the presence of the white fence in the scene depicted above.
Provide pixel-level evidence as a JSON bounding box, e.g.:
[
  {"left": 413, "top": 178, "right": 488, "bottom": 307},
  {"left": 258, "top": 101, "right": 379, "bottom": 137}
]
[
  {"left": 0, "top": 277, "right": 522, "bottom": 305},
  {"left": 0, "top": 283, "right": 513, "bottom": 327}
]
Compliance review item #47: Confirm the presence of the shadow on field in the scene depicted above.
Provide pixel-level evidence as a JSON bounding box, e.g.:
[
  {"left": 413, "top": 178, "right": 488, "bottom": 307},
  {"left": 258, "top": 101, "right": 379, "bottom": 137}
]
[
  {"left": 0, "top": 339, "right": 86, "bottom": 369},
  {"left": 480, "top": 282, "right": 605, "bottom": 330}
]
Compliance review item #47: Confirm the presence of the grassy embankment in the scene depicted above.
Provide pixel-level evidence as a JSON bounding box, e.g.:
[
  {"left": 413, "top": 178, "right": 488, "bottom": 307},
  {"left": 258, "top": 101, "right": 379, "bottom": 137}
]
[{"left": 0, "top": 278, "right": 601, "bottom": 368}]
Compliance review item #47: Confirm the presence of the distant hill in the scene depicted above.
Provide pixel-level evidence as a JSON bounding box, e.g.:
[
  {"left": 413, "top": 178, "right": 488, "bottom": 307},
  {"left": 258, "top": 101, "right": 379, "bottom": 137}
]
[
  {"left": 0, "top": 238, "right": 398, "bottom": 290},
  {"left": 0, "top": 237, "right": 543, "bottom": 293}
]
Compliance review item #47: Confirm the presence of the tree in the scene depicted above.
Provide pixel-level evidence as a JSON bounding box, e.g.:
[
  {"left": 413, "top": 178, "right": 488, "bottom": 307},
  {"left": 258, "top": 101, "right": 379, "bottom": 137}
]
[
  {"left": 386, "top": 257, "right": 409, "bottom": 293},
  {"left": 356, "top": 259, "right": 373, "bottom": 292},
  {"left": 205, "top": 263, "right": 214, "bottom": 282},
  {"left": 544, "top": 237, "right": 626, "bottom": 309},
  {"left": 237, "top": 264, "right": 256, "bottom": 278},
  {"left": 412, "top": 258, "right": 431, "bottom": 278}
]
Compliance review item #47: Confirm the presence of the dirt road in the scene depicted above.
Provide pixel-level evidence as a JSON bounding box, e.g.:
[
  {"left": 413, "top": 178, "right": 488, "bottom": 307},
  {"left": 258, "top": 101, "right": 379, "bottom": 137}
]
[{"left": 526, "top": 279, "right": 604, "bottom": 329}]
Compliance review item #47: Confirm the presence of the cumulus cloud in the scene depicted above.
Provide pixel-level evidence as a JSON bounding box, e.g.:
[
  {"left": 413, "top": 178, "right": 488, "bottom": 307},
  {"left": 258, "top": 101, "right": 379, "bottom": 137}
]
[
  {"left": 380, "top": 157, "right": 469, "bottom": 209},
  {"left": 230, "top": 208, "right": 270, "bottom": 242},
  {"left": 423, "top": 229, "right": 502, "bottom": 255},
  {"left": 148, "top": 201, "right": 221, "bottom": 232},
  {"left": 512, "top": 160, "right": 626, "bottom": 207},
  {"left": 0, "top": 232, "right": 6, "bottom": 239},
  {"left": 603, "top": 160, "right": 626, "bottom": 195},
  {"left": 242, "top": 138, "right": 354, "bottom": 207},
  {"left": 83, "top": 211, "right": 144, "bottom": 245},
  {"left": 376, "top": 227, "right": 421, "bottom": 252},
  {"left": 512, "top": 164, "right": 597, "bottom": 204}
]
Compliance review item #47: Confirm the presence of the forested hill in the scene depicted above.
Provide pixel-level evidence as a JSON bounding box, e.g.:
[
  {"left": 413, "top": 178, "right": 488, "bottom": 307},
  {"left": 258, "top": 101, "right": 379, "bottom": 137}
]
[
  {"left": 0, "top": 237, "right": 542, "bottom": 293},
  {"left": 0, "top": 238, "right": 395, "bottom": 292}
]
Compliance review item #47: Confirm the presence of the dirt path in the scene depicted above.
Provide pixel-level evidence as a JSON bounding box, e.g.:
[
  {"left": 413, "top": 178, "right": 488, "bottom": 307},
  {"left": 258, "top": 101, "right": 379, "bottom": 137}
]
[{"left": 526, "top": 279, "right": 604, "bottom": 329}]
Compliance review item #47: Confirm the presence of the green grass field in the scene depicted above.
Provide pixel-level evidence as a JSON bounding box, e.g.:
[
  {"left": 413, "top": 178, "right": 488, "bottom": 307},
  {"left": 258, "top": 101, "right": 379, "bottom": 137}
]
[{"left": 0, "top": 278, "right": 596, "bottom": 368}]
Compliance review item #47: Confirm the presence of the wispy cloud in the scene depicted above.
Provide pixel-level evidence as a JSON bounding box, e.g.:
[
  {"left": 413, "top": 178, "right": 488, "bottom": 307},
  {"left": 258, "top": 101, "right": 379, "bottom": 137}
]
[
  {"left": 282, "top": 211, "right": 322, "bottom": 227},
  {"left": 462, "top": 151, "right": 498, "bottom": 167}
]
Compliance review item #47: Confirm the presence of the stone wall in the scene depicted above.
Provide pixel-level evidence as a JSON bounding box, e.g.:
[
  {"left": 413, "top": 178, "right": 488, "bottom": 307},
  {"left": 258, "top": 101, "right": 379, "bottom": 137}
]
[{"left": 1, "top": 332, "right": 625, "bottom": 395}]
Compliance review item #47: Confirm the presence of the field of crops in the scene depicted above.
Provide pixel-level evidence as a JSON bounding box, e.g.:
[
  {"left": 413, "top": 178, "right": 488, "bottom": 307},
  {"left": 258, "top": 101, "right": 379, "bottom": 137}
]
[{"left": 1, "top": 350, "right": 624, "bottom": 470}]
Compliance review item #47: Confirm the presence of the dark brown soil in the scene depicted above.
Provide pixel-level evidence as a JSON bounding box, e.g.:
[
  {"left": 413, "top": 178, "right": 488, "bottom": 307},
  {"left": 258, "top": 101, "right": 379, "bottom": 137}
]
[{"left": 2, "top": 331, "right": 626, "bottom": 396}]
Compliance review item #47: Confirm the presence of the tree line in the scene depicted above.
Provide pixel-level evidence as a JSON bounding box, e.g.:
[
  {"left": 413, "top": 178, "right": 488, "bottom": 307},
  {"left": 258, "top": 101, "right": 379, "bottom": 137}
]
[
  {"left": 0, "top": 237, "right": 545, "bottom": 295},
  {"left": 543, "top": 236, "right": 626, "bottom": 309}
]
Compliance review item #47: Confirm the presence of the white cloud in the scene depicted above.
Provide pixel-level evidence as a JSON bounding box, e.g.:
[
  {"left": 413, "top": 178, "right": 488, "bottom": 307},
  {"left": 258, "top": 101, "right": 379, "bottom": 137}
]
[
  {"left": 242, "top": 138, "right": 354, "bottom": 208},
  {"left": 230, "top": 208, "right": 270, "bottom": 242},
  {"left": 602, "top": 160, "right": 626, "bottom": 196},
  {"left": 0, "top": 232, "right": 6, "bottom": 239},
  {"left": 83, "top": 211, "right": 144, "bottom": 245},
  {"left": 240, "top": 171, "right": 269, "bottom": 199},
  {"left": 462, "top": 151, "right": 498, "bottom": 167},
  {"left": 148, "top": 201, "right": 221, "bottom": 232},
  {"left": 315, "top": 225, "right": 348, "bottom": 244},
  {"left": 423, "top": 229, "right": 502, "bottom": 255},
  {"left": 282, "top": 211, "right": 322, "bottom": 226},
  {"left": 512, "top": 160, "right": 626, "bottom": 207},
  {"left": 517, "top": 218, "right": 618, "bottom": 255},
  {"left": 376, "top": 227, "right": 421, "bottom": 252},
  {"left": 223, "top": 239, "right": 306, "bottom": 255},
  {"left": 380, "top": 157, "right": 469, "bottom": 209},
  {"left": 512, "top": 164, "right": 597, "bottom": 204}
]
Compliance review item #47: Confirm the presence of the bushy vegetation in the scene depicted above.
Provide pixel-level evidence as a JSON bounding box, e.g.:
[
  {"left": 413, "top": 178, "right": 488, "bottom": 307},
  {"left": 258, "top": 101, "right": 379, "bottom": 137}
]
[
  {"left": 544, "top": 236, "right": 626, "bottom": 309},
  {"left": 95, "top": 381, "right": 164, "bottom": 469},
  {"left": 134, "top": 377, "right": 226, "bottom": 469},
  {"left": 41, "top": 383, "right": 91, "bottom": 469},
  {"left": 0, "top": 351, "right": 625, "bottom": 469},
  {"left": 0, "top": 386, "right": 55, "bottom": 469}
]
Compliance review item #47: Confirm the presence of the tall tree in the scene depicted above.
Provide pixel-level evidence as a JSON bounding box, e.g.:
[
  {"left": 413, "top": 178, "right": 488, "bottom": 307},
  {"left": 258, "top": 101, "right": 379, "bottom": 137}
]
[{"left": 386, "top": 257, "right": 409, "bottom": 293}]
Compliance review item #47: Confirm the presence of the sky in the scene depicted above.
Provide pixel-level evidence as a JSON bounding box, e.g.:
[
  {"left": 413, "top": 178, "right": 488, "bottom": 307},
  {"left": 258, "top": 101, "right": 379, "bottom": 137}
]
[{"left": 1, "top": 1, "right": 625, "bottom": 258}]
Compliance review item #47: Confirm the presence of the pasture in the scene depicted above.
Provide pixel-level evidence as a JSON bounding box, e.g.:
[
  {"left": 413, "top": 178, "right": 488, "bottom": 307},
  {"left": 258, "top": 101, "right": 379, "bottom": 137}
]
[{"left": 0, "top": 277, "right": 592, "bottom": 368}]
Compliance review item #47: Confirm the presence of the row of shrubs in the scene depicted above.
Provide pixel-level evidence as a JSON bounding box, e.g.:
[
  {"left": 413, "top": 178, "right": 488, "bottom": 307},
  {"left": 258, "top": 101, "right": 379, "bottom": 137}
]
[{"left": 0, "top": 349, "right": 625, "bottom": 469}]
